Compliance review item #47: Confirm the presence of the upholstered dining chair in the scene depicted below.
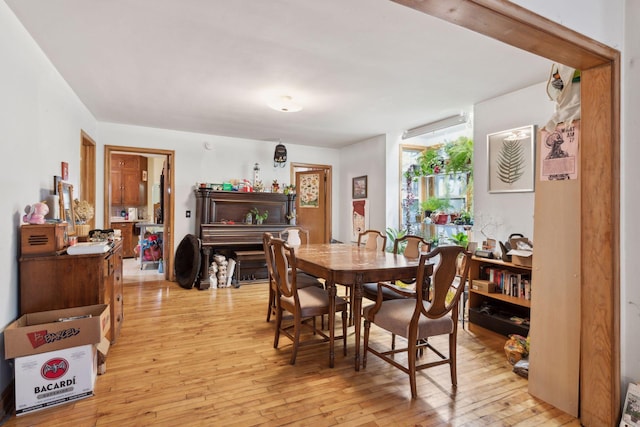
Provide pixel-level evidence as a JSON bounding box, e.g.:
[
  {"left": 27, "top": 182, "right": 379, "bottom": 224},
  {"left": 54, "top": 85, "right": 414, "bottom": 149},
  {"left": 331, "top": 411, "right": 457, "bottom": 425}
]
[
  {"left": 268, "top": 235, "right": 348, "bottom": 365},
  {"left": 362, "top": 234, "right": 431, "bottom": 302},
  {"left": 357, "top": 229, "right": 387, "bottom": 251},
  {"left": 263, "top": 232, "right": 323, "bottom": 322},
  {"left": 336, "top": 229, "right": 388, "bottom": 323},
  {"left": 363, "top": 245, "right": 471, "bottom": 398}
]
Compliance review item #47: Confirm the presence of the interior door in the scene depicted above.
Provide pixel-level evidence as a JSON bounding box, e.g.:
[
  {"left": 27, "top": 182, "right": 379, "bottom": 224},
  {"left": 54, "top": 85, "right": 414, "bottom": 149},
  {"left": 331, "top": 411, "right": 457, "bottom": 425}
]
[
  {"left": 162, "top": 158, "right": 173, "bottom": 280},
  {"left": 295, "top": 169, "right": 328, "bottom": 244}
]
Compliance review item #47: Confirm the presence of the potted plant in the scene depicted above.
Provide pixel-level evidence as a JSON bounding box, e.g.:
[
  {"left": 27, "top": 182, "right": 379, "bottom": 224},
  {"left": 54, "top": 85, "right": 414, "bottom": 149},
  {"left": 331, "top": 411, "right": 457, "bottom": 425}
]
[
  {"left": 73, "top": 199, "right": 94, "bottom": 236},
  {"left": 250, "top": 208, "right": 268, "bottom": 225},
  {"left": 420, "top": 197, "right": 445, "bottom": 218}
]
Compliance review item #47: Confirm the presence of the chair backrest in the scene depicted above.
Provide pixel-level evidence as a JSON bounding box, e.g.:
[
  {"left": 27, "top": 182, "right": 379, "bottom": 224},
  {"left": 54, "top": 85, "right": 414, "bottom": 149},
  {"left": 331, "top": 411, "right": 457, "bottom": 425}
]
[
  {"left": 357, "top": 230, "right": 387, "bottom": 252},
  {"left": 281, "top": 227, "right": 310, "bottom": 245},
  {"left": 394, "top": 235, "right": 430, "bottom": 257},
  {"left": 269, "top": 236, "right": 299, "bottom": 299},
  {"left": 262, "top": 232, "right": 278, "bottom": 291},
  {"left": 415, "top": 245, "right": 471, "bottom": 319}
]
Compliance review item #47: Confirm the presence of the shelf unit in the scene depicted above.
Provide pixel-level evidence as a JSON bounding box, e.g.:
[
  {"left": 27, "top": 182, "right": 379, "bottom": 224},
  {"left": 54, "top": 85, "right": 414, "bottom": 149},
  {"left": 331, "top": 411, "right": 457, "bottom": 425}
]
[{"left": 467, "top": 256, "right": 532, "bottom": 337}]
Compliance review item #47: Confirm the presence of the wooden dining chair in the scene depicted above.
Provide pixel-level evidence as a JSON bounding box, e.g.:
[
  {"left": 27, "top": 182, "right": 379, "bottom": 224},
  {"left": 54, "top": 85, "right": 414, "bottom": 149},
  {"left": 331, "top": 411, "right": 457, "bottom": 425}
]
[
  {"left": 263, "top": 232, "right": 323, "bottom": 322},
  {"left": 363, "top": 245, "right": 471, "bottom": 398},
  {"left": 362, "top": 234, "right": 431, "bottom": 302},
  {"left": 357, "top": 229, "right": 387, "bottom": 251},
  {"left": 268, "top": 235, "right": 348, "bottom": 365}
]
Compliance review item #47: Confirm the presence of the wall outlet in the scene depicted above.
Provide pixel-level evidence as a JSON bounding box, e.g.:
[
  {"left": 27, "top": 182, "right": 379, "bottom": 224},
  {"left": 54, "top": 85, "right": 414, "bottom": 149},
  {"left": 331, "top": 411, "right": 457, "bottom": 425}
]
[{"left": 186, "top": 210, "right": 191, "bottom": 218}]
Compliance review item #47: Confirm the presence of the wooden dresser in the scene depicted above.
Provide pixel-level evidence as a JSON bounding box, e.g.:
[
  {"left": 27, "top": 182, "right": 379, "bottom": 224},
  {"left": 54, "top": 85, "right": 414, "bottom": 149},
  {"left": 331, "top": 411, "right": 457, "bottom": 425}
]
[{"left": 19, "top": 241, "right": 124, "bottom": 344}]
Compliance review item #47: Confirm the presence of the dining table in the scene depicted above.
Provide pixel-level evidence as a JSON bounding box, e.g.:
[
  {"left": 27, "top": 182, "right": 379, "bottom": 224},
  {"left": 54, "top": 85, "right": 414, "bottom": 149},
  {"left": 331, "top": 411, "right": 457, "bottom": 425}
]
[{"left": 294, "top": 243, "right": 432, "bottom": 370}]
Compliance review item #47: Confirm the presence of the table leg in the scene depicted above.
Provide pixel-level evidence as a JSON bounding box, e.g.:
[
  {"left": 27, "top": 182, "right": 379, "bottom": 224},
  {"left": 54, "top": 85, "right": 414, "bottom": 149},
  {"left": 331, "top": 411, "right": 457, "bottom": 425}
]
[
  {"left": 327, "top": 279, "right": 336, "bottom": 368},
  {"left": 353, "top": 273, "right": 364, "bottom": 371}
]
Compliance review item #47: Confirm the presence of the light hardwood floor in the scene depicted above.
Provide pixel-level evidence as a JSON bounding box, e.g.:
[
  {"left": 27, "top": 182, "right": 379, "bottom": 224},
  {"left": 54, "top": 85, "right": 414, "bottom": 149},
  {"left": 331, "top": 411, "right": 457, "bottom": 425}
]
[{"left": 3, "top": 275, "right": 579, "bottom": 426}]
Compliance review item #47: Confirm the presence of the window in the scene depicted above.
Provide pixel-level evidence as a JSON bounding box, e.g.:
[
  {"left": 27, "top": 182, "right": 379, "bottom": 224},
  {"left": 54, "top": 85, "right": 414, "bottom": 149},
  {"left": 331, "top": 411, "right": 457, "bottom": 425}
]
[{"left": 399, "top": 130, "right": 473, "bottom": 244}]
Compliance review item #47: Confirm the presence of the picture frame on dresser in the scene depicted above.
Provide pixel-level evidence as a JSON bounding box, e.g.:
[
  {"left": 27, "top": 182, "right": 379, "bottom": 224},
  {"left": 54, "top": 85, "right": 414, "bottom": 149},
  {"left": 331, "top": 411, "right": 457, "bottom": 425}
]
[{"left": 58, "top": 181, "right": 76, "bottom": 235}]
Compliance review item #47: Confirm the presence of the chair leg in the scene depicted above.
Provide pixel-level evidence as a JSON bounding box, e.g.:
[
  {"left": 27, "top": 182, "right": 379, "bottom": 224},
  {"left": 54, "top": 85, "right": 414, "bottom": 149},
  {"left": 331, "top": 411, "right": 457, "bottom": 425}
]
[
  {"left": 363, "top": 319, "right": 370, "bottom": 368},
  {"left": 266, "top": 286, "right": 274, "bottom": 322},
  {"left": 408, "top": 336, "right": 418, "bottom": 399},
  {"left": 273, "top": 307, "right": 282, "bottom": 348},
  {"left": 290, "top": 316, "right": 301, "bottom": 365},
  {"left": 391, "top": 333, "right": 396, "bottom": 350},
  {"left": 449, "top": 331, "right": 458, "bottom": 386},
  {"left": 341, "top": 310, "right": 348, "bottom": 356}
]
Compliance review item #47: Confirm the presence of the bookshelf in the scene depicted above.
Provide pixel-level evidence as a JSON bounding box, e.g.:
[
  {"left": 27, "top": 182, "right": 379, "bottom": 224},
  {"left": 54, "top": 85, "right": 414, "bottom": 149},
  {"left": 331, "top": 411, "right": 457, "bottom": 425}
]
[{"left": 467, "top": 256, "right": 532, "bottom": 337}]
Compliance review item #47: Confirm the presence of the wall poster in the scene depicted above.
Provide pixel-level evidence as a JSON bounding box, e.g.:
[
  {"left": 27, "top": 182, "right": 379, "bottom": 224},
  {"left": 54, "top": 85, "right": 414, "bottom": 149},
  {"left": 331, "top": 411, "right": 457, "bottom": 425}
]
[
  {"left": 540, "top": 120, "right": 580, "bottom": 181},
  {"left": 352, "top": 199, "right": 369, "bottom": 241},
  {"left": 299, "top": 173, "right": 320, "bottom": 208}
]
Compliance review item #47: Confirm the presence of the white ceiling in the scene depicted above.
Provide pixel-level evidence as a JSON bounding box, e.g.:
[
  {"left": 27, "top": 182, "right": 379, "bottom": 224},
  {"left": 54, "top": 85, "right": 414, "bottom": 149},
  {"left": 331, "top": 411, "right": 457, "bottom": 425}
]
[{"left": 6, "top": 0, "right": 551, "bottom": 148}]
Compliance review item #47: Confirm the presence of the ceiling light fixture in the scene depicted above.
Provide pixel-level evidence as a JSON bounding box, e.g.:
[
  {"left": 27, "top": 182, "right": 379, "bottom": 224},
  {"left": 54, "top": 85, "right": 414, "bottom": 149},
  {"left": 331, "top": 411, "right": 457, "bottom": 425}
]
[
  {"left": 402, "top": 113, "right": 468, "bottom": 139},
  {"left": 268, "top": 95, "right": 303, "bottom": 113}
]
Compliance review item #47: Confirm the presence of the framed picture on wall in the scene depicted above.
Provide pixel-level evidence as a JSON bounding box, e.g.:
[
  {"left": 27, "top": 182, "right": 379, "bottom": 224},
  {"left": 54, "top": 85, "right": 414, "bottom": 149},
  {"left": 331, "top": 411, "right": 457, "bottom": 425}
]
[
  {"left": 352, "top": 175, "right": 367, "bottom": 199},
  {"left": 487, "top": 125, "right": 535, "bottom": 193}
]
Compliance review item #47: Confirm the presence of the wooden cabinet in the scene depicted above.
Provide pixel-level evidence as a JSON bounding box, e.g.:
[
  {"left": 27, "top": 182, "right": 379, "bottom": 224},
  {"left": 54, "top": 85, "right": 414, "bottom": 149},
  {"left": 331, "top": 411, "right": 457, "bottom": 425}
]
[
  {"left": 111, "top": 154, "right": 147, "bottom": 206},
  {"left": 110, "top": 221, "right": 138, "bottom": 258},
  {"left": 19, "top": 241, "right": 124, "bottom": 344},
  {"left": 467, "top": 256, "right": 531, "bottom": 337}
]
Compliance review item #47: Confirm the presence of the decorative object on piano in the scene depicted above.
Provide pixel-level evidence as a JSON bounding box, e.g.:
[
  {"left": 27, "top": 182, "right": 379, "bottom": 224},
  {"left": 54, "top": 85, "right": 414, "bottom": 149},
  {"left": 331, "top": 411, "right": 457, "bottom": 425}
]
[
  {"left": 254, "top": 180, "right": 264, "bottom": 192},
  {"left": 22, "top": 201, "right": 49, "bottom": 224},
  {"left": 273, "top": 142, "right": 287, "bottom": 168},
  {"left": 286, "top": 212, "right": 296, "bottom": 225},
  {"left": 250, "top": 207, "right": 269, "bottom": 225},
  {"left": 271, "top": 179, "right": 280, "bottom": 193},
  {"left": 283, "top": 184, "right": 296, "bottom": 195},
  {"left": 73, "top": 199, "right": 94, "bottom": 237},
  {"left": 253, "top": 163, "right": 260, "bottom": 187}
]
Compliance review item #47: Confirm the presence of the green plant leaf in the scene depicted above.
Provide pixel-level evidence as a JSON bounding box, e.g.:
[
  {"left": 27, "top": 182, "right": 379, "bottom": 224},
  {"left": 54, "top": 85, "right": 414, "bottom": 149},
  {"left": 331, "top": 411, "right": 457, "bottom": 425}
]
[{"left": 496, "top": 140, "right": 525, "bottom": 184}]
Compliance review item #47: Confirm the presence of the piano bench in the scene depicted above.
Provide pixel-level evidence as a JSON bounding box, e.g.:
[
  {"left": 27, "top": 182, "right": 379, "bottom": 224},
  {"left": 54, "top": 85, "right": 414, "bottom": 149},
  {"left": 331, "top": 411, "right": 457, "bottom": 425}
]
[{"left": 234, "top": 250, "right": 267, "bottom": 283}]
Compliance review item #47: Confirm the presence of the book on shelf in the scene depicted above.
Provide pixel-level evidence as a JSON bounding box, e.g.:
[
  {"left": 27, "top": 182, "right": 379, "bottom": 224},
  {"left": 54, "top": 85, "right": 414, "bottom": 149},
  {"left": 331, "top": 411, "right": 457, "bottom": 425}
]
[{"left": 481, "top": 266, "right": 531, "bottom": 301}]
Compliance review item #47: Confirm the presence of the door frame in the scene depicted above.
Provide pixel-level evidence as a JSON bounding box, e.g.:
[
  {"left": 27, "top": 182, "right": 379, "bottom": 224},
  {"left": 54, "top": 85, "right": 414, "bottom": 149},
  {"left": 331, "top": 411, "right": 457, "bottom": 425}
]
[
  {"left": 104, "top": 145, "right": 176, "bottom": 281},
  {"left": 291, "top": 163, "right": 332, "bottom": 243},
  {"left": 390, "top": 1, "right": 620, "bottom": 424},
  {"left": 80, "top": 130, "right": 96, "bottom": 229}
]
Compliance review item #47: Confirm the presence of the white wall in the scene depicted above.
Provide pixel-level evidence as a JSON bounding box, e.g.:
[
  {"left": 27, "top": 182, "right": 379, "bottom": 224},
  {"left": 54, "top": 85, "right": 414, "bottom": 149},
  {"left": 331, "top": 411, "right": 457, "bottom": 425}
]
[
  {"left": 96, "top": 123, "right": 341, "bottom": 243},
  {"left": 0, "top": 1, "right": 97, "bottom": 394},
  {"left": 622, "top": 0, "right": 640, "bottom": 390},
  {"left": 473, "top": 82, "right": 555, "bottom": 246},
  {"left": 338, "top": 135, "right": 386, "bottom": 243}
]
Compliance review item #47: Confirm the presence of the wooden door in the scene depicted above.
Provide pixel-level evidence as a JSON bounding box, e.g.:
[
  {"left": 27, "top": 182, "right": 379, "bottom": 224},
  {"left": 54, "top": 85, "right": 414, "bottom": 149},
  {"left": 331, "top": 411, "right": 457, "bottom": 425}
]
[
  {"left": 295, "top": 169, "right": 327, "bottom": 244},
  {"left": 122, "top": 169, "right": 140, "bottom": 205},
  {"left": 111, "top": 170, "right": 123, "bottom": 205},
  {"left": 162, "top": 158, "right": 173, "bottom": 280}
]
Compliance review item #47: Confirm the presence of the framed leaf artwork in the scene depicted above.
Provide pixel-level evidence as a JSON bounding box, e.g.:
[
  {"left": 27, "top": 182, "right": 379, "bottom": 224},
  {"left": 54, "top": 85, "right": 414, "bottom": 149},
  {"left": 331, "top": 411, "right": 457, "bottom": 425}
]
[{"left": 487, "top": 125, "right": 535, "bottom": 193}]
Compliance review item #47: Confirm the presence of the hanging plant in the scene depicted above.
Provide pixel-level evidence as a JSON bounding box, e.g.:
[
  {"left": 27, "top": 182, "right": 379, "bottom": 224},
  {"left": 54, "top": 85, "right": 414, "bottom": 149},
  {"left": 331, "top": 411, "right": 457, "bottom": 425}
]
[
  {"left": 417, "top": 148, "right": 445, "bottom": 176},
  {"left": 444, "top": 136, "right": 473, "bottom": 175}
]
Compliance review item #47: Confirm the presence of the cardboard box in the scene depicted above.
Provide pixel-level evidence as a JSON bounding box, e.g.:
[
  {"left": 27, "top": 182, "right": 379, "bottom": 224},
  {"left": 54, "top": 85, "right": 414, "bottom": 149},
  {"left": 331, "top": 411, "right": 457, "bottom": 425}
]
[
  {"left": 4, "top": 304, "right": 110, "bottom": 360},
  {"left": 508, "top": 250, "right": 533, "bottom": 268},
  {"left": 14, "top": 344, "right": 97, "bottom": 416},
  {"left": 472, "top": 279, "right": 496, "bottom": 293}
]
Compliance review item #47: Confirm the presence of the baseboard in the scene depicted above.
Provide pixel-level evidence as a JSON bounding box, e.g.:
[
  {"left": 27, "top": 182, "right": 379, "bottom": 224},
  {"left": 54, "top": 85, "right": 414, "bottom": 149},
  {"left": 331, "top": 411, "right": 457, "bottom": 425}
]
[{"left": 0, "top": 380, "right": 14, "bottom": 425}]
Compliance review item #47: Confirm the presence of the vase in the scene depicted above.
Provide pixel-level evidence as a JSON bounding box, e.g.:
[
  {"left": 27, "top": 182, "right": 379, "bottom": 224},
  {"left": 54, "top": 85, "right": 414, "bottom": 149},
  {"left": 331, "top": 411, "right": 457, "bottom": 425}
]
[{"left": 287, "top": 229, "right": 301, "bottom": 247}]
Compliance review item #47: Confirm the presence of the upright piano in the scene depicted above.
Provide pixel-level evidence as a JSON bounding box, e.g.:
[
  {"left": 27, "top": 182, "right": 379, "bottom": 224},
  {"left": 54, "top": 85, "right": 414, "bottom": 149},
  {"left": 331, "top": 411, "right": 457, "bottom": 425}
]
[{"left": 195, "top": 189, "right": 295, "bottom": 287}]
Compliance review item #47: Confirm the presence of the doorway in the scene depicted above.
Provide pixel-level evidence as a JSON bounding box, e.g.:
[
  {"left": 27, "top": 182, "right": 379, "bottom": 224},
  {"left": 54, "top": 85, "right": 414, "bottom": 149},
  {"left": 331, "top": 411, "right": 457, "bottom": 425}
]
[
  {"left": 392, "top": 1, "right": 620, "bottom": 424},
  {"left": 104, "top": 145, "right": 176, "bottom": 282},
  {"left": 291, "top": 163, "right": 332, "bottom": 243},
  {"left": 79, "top": 130, "right": 96, "bottom": 230}
]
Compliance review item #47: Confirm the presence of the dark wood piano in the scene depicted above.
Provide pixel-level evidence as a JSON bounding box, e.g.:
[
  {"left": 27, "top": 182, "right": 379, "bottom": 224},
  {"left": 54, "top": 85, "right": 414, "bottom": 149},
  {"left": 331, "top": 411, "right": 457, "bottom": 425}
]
[{"left": 195, "top": 189, "right": 294, "bottom": 287}]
